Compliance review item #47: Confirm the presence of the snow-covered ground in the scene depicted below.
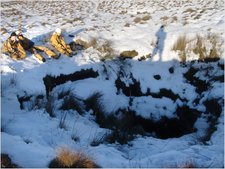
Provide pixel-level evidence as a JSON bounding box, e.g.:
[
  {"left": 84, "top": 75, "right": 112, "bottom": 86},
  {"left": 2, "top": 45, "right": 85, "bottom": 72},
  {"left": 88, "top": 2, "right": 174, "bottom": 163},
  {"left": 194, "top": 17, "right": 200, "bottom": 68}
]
[{"left": 1, "top": 0, "right": 224, "bottom": 168}]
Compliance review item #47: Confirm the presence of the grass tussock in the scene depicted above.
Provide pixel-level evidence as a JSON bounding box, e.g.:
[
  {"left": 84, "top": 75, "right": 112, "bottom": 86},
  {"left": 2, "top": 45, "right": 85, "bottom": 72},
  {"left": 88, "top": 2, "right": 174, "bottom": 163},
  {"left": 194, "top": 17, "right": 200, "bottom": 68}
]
[
  {"left": 133, "top": 17, "right": 142, "bottom": 23},
  {"left": 193, "top": 35, "right": 206, "bottom": 60},
  {"left": 133, "top": 14, "right": 151, "bottom": 24},
  {"left": 96, "top": 39, "right": 115, "bottom": 61},
  {"left": 75, "top": 37, "right": 97, "bottom": 49},
  {"left": 49, "top": 148, "right": 99, "bottom": 168},
  {"left": 160, "top": 16, "right": 169, "bottom": 21},
  {"left": 172, "top": 35, "right": 188, "bottom": 62},
  {"left": 60, "top": 94, "right": 84, "bottom": 115},
  {"left": 172, "top": 35, "right": 188, "bottom": 52},
  {"left": 85, "top": 92, "right": 103, "bottom": 112},
  {"left": 120, "top": 50, "right": 138, "bottom": 58},
  {"left": 172, "top": 33, "right": 222, "bottom": 62},
  {"left": 142, "top": 14, "right": 151, "bottom": 21},
  {"left": 183, "top": 8, "right": 196, "bottom": 13}
]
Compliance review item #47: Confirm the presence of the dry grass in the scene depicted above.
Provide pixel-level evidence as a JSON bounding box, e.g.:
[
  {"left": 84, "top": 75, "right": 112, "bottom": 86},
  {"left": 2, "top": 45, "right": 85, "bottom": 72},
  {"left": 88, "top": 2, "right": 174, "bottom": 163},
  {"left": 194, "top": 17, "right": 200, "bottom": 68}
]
[
  {"left": 160, "top": 16, "right": 169, "bottom": 21},
  {"left": 172, "top": 35, "right": 189, "bottom": 62},
  {"left": 208, "top": 34, "right": 221, "bottom": 59},
  {"left": 193, "top": 35, "right": 206, "bottom": 60},
  {"left": 193, "top": 14, "right": 201, "bottom": 20},
  {"left": 183, "top": 8, "right": 196, "bottom": 13},
  {"left": 172, "top": 35, "right": 188, "bottom": 52},
  {"left": 120, "top": 50, "right": 138, "bottom": 58},
  {"left": 96, "top": 39, "right": 114, "bottom": 60},
  {"left": 172, "top": 16, "right": 178, "bottom": 22},
  {"left": 142, "top": 14, "right": 151, "bottom": 21},
  {"left": 49, "top": 148, "right": 99, "bottom": 168},
  {"left": 133, "top": 17, "right": 142, "bottom": 23},
  {"left": 124, "top": 23, "right": 130, "bottom": 27},
  {"left": 75, "top": 37, "right": 97, "bottom": 49},
  {"left": 172, "top": 33, "right": 222, "bottom": 62}
]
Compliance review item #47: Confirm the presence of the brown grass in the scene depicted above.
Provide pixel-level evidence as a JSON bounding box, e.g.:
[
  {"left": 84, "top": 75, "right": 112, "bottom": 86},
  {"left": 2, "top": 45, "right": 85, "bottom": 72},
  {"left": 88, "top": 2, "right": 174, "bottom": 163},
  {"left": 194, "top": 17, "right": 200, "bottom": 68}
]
[
  {"left": 172, "top": 16, "right": 178, "bottom": 22},
  {"left": 49, "top": 148, "right": 99, "bottom": 168},
  {"left": 172, "top": 35, "right": 188, "bottom": 62},
  {"left": 183, "top": 8, "right": 196, "bottom": 13},
  {"left": 193, "top": 35, "right": 206, "bottom": 60},
  {"left": 172, "top": 35, "right": 188, "bottom": 51},
  {"left": 120, "top": 50, "right": 138, "bottom": 58},
  {"left": 172, "top": 33, "right": 222, "bottom": 62},
  {"left": 75, "top": 38, "right": 97, "bottom": 49},
  {"left": 142, "top": 15, "right": 151, "bottom": 21},
  {"left": 208, "top": 34, "right": 221, "bottom": 59},
  {"left": 133, "top": 17, "right": 142, "bottom": 23},
  {"left": 160, "top": 16, "right": 169, "bottom": 21}
]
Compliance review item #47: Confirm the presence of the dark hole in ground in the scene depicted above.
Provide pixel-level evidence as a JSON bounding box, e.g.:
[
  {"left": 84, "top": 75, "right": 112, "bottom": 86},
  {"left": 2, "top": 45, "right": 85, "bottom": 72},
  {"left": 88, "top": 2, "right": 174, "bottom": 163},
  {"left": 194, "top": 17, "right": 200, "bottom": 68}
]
[
  {"left": 90, "top": 98, "right": 201, "bottom": 144},
  {"left": 17, "top": 95, "right": 32, "bottom": 109},
  {"left": 136, "top": 106, "right": 200, "bottom": 139},
  {"left": 169, "top": 67, "right": 174, "bottom": 74},
  {"left": 153, "top": 74, "right": 161, "bottom": 80},
  {"left": 17, "top": 94, "right": 45, "bottom": 110},
  {"left": 200, "top": 99, "right": 223, "bottom": 143}
]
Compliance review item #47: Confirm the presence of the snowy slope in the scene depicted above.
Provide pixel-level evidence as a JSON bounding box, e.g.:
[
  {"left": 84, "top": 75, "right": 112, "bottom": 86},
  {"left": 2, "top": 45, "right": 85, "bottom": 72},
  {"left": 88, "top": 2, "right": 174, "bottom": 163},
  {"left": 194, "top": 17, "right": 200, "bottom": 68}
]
[{"left": 1, "top": 0, "right": 224, "bottom": 168}]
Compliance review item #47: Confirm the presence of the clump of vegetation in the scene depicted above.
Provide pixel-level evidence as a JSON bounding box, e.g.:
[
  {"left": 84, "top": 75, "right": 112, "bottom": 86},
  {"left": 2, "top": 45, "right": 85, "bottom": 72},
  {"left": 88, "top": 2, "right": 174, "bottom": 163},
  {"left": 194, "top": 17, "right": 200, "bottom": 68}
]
[
  {"left": 160, "top": 16, "right": 169, "bottom": 21},
  {"left": 49, "top": 148, "right": 99, "bottom": 168},
  {"left": 183, "top": 8, "right": 196, "bottom": 13},
  {"left": 193, "top": 35, "right": 206, "bottom": 60},
  {"left": 85, "top": 92, "right": 103, "bottom": 113},
  {"left": 208, "top": 34, "right": 221, "bottom": 59},
  {"left": 120, "top": 50, "right": 138, "bottom": 58},
  {"left": 133, "top": 13, "right": 151, "bottom": 24},
  {"left": 172, "top": 35, "right": 188, "bottom": 62},
  {"left": 124, "top": 23, "right": 130, "bottom": 27},
  {"left": 133, "top": 17, "right": 142, "bottom": 23},
  {"left": 60, "top": 94, "right": 85, "bottom": 115},
  {"left": 142, "top": 14, "right": 151, "bottom": 21},
  {"left": 74, "top": 37, "right": 97, "bottom": 49},
  {"left": 172, "top": 33, "right": 222, "bottom": 62},
  {"left": 96, "top": 39, "right": 115, "bottom": 61}
]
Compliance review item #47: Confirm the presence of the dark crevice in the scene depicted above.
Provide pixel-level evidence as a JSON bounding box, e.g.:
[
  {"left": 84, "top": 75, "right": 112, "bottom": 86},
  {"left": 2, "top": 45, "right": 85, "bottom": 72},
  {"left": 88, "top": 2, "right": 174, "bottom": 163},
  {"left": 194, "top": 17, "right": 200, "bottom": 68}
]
[
  {"left": 115, "top": 75, "right": 186, "bottom": 102},
  {"left": 43, "top": 68, "right": 99, "bottom": 96},
  {"left": 17, "top": 95, "right": 32, "bottom": 109},
  {"left": 200, "top": 99, "right": 223, "bottom": 143},
  {"left": 184, "top": 67, "right": 209, "bottom": 94},
  {"left": 218, "top": 62, "right": 224, "bottom": 70}
]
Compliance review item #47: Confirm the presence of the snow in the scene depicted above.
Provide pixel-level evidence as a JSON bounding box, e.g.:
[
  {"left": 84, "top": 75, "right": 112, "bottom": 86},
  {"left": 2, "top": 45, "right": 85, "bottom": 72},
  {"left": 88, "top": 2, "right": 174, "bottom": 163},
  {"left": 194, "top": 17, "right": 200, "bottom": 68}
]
[{"left": 1, "top": 0, "right": 224, "bottom": 168}]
